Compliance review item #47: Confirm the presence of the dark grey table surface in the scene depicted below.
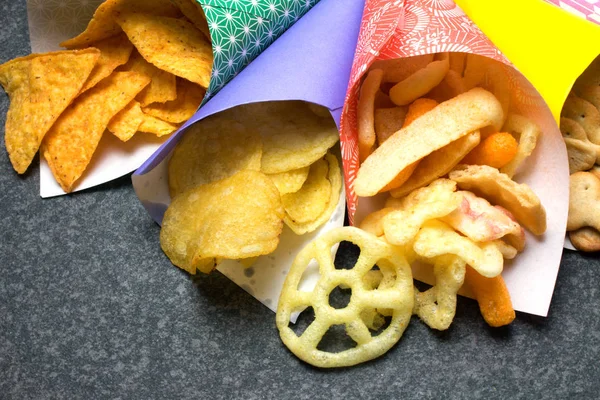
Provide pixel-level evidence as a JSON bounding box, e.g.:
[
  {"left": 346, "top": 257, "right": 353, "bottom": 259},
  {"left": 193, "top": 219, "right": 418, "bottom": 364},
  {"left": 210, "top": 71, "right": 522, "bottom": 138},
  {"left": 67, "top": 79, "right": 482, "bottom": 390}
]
[{"left": 2, "top": 2, "right": 600, "bottom": 399}]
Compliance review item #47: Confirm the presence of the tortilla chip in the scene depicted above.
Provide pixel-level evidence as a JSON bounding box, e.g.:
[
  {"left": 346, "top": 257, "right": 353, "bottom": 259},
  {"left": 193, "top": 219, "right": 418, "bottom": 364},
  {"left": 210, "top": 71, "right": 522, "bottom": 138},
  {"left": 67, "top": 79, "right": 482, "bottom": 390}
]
[
  {"left": 79, "top": 34, "right": 134, "bottom": 94},
  {"left": 138, "top": 113, "right": 180, "bottom": 137},
  {"left": 107, "top": 100, "right": 145, "bottom": 141},
  {"left": 116, "top": 13, "right": 213, "bottom": 88},
  {"left": 170, "top": 0, "right": 211, "bottom": 40},
  {"left": 119, "top": 51, "right": 177, "bottom": 106},
  {"left": 60, "top": 0, "right": 181, "bottom": 49},
  {"left": 0, "top": 49, "right": 100, "bottom": 174},
  {"left": 141, "top": 78, "right": 204, "bottom": 123},
  {"left": 41, "top": 71, "right": 150, "bottom": 192}
]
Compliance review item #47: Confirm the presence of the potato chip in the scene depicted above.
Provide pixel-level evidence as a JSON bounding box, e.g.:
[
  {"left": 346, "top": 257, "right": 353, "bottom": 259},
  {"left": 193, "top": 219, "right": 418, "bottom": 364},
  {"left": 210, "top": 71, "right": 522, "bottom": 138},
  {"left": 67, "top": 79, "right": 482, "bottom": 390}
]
[
  {"left": 358, "top": 69, "right": 383, "bottom": 162},
  {"left": 116, "top": 13, "right": 213, "bottom": 88},
  {"left": 42, "top": 71, "right": 150, "bottom": 192},
  {"left": 138, "top": 113, "right": 180, "bottom": 137},
  {"left": 561, "top": 93, "right": 600, "bottom": 144},
  {"left": 120, "top": 51, "right": 177, "bottom": 106},
  {"left": 230, "top": 101, "right": 339, "bottom": 174},
  {"left": 107, "top": 100, "right": 145, "bottom": 141},
  {"left": 355, "top": 88, "right": 502, "bottom": 196},
  {"left": 141, "top": 78, "right": 204, "bottom": 123},
  {"left": 170, "top": 0, "right": 211, "bottom": 40},
  {"left": 168, "top": 116, "right": 262, "bottom": 198},
  {"left": 60, "top": 0, "right": 181, "bottom": 48},
  {"left": 390, "top": 131, "right": 481, "bottom": 198},
  {"left": 449, "top": 164, "right": 547, "bottom": 235},
  {"left": 160, "top": 170, "right": 284, "bottom": 274},
  {"left": 79, "top": 34, "right": 134, "bottom": 94},
  {"left": 389, "top": 56, "right": 449, "bottom": 106},
  {"left": 282, "top": 159, "right": 331, "bottom": 226},
  {"left": 374, "top": 107, "right": 407, "bottom": 145},
  {"left": 268, "top": 166, "right": 310, "bottom": 195},
  {"left": 283, "top": 153, "right": 342, "bottom": 235},
  {"left": 0, "top": 49, "right": 100, "bottom": 174}
]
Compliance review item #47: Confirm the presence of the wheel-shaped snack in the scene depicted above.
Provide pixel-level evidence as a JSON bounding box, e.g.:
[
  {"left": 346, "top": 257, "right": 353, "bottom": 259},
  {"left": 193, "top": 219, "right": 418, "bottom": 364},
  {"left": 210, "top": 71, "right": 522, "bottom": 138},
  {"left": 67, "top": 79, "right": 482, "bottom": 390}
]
[{"left": 276, "top": 227, "right": 414, "bottom": 368}]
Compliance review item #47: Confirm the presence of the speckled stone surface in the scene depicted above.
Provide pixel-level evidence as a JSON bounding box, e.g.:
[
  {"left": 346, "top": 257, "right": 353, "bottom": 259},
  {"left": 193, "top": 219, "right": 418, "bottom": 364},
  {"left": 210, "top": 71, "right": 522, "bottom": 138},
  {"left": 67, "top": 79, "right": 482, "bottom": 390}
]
[{"left": 1, "top": 2, "right": 600, "bottom": 399}]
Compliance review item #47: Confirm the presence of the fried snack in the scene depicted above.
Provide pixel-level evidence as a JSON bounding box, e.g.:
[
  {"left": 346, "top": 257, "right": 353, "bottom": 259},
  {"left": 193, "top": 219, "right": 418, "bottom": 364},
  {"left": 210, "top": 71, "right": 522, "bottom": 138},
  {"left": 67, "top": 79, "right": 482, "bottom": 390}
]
[
  {"left": 463, "top": 53, "right": 487, "bottom": 90},
  {"left": 380, "top": 98, "right": 439, "bottom": 192},
  {"left": 449, "top": 52, "right": 467, "bottom": 75},
  {"left": 116, "top": 12, "right": 213, "bottom": 88},
  {"left": 371, "top": 54, "right": 435, "bottom": 83},
  {"left": 107, "top": 100, "right": 145, "bottom": 141},
  {"left": 374, "top": 90, "right": 395, "bottom": 108},
  {"left": 141, "top": 78, "right": 205, "bottom": 123},
  {"left": 0, "top": 49, "right": 100, "bottom": 173},
  {"left": 138, "top": 113, "right": 180, "bottom": 136},
  {"left": 462, "top": 132, "right": 518, "bottom": 169},
  {"left": 282, "top": 159, "right": 331, "bottom": 226},
  {"left": 267, "top": 166, "right": 310, "bottom": 195},
  {"left": 79, "top": 34, "right": 134, "bottom": 94},
  {"left": 564, "top": 137, "right": 597, "bottom": 174},
  {"left": 389, "top": 56, "right": 449, "bottom": 106},
  {"left": 441, "top": 191, "right": 525, "bottom": 252},
  {"left": 449, "top": 164, "right": 547, "bottom": 235},
  {"left": 374, "top": 107, "right": 407, "bottom": 145},
  {"left": 569, "top": 227, "right": 600, "bottom": 252},
  {"left": 232, "top": 102, "right": 339, "bottom": 174},
  {"left": 167, "top": 116, "right": 262, "bottom": 198},
  {"left": 119, "top": 50, "right": 177, "bottom": 106},
  {"left": 60, "top": 0, "right": 181, "bottom": 48},
  {"left": 276, "top": 227, "right": 414, "bottom": 368},
  {"left": 465, "top": 266, "right": 515, "bottom": 327},
  {"left": 561, "top": 94, "right": 600, "bottom": 145},
  {"left": 161, "top": 170, "right": 284, "bottom": 274},
  {"left": 414, "top": 255, "right": 466, "bottom": 331},
  {"left": 355, "top": 88, "right": 503, "bottom": 196},
  {"left": 500, "top": 114, "right": 541, "bottom": 178},
  {"left": 389, "top": 131, "right": 481, "bottom": 198},
  {"left": 283, "top": 152, "right": 342, "bottom": 235},
  {"left": 567, "top": 172, "right": 600, "bottom": 233},
  {"left": 413, "top": 220, "right": 506, "bottom": 278},
  {"left": 42, "top": 71, "right": 150, "bottom": 192},
  {"left": 359, "top": 207, "right": 399, "bottom": 237},
  {"left": 358, "top": 69, "right": 383, "bottom": 162},
  {"left": 383, "top": 179, "right": 462, "bottom": 246},
  {"left": 170, "top": 0, "right": 211, "bottom": 39},
  {"left": 426, "top": 69, "right": 466, "bottom": 103}
]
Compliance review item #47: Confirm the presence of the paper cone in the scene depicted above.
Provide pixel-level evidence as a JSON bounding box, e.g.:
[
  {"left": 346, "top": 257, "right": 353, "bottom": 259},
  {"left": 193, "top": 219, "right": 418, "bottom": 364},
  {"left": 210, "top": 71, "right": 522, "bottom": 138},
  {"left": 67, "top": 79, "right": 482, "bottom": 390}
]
[
  {"left": 339, "top": 0, "right": 569, "bottom": 317},
  {"left": 132, "top": 0, "right": 365, "bottom": 315},
  {"left": 455, "top": 0, "right": 600, "bottom": 123}
]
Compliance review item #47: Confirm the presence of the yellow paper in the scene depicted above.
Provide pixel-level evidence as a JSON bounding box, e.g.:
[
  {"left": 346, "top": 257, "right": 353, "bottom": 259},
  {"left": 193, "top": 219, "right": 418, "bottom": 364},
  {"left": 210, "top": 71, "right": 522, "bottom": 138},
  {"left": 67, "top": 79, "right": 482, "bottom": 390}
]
[{"left": 455, "top": 0, "right": 600, "bottom": 123}]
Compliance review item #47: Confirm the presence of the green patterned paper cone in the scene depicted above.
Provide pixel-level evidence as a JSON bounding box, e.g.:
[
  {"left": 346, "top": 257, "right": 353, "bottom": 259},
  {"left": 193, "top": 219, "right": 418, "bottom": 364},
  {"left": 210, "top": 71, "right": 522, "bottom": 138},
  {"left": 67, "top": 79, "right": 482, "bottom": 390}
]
[{"left": 200, "top": 0, "right": 320, "bottom": 101}]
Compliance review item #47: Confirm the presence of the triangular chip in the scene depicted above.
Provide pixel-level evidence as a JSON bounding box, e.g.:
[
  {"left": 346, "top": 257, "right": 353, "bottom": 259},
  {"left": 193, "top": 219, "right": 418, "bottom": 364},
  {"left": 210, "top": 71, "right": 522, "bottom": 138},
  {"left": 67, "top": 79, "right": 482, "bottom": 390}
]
[
  {"left": 116, "top": 13, "right": 213, "bottom": 88},
  {"left": 107, "top": 100, "right": 145, "bottom": 141},
  {"left": 141, "top": 78, "right": 204, "bottom": 123},
  {"left": 138, "top": 113, "right": 180, "bottom": 137},
  {"left": 41, "top": 71, "right": 150, "bottom": 192},
  {"left": 170, "top": 0, "right": 211, "bottom": 40},
  {"left": 60, "top": 0, "right": 181, "bottom": 49},
  {"left": 119, "top": 51, "right": 177, "bottom": 106},
  {"left": 79, "top": 34, "right": 134, "bottom": 94},
  {"left": 0, "top": 49, "right": 100, "bottom": 174}
]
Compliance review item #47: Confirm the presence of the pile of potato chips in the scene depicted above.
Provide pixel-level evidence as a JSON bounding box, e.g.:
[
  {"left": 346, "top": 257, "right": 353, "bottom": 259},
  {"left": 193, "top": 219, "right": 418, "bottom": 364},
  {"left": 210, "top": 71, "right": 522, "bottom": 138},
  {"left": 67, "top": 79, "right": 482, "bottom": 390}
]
[
  {"left": 160, "top": 101, "right": 342, "bottom": 274},
  {"left": 0, "top": 0, "right": 212, "bottom": 192}
]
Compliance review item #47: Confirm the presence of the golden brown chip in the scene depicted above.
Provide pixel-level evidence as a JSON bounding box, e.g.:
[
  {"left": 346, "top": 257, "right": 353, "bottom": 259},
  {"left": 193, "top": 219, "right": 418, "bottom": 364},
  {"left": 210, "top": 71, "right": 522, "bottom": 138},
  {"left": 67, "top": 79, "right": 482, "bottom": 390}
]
[
  {"left": 168, "top": 115, "right": 262, "bottom": 198},
  {"left": 141, "top": 78, "right": 204, "bottom": 123},
  {"left": 160, "top": 170, "right": 284, "bottom": 274},
  {"left": 60, "top": 0, "right": 181, "bottom": 49},
  {"left": 449, "top": 164, "right": 547, "bottom": 235},
  {"left": 107, "top": 100, "right": 145, "bottom": 141},
  {"left": 282, "top": 159, "right": 331, "bottom": 226},
  {"left": 267, "top": 166, "right": 310, "bottom": 195},
  {"left": 170, "top": 0, "right": 211, "bottom": 40},
  {"left": 138, "top": 112, "right": 180, "bottom": 137},
  {"left": 120, "top": 51, "right": 177, "bottom": 106},
  {"left": 283, "top": 152, "right": 342, "bottom": 235},
  {"left": 116, "top": 13, "right": 213, "bottom": 88},
  {"left": 355, "top": 88, "right": 502, "bottom": 197},
  {"left": 79, "top": 34, "right": 134, "bottom": 94},
  {"left": 0, "top": 49, "right": 100, "bottom": 174},
  {"left": 41, "top": 71, "right": 150, "bottom": 192},
  {"left": 374, "top": 107, "right": 407, "bottom": 145}
]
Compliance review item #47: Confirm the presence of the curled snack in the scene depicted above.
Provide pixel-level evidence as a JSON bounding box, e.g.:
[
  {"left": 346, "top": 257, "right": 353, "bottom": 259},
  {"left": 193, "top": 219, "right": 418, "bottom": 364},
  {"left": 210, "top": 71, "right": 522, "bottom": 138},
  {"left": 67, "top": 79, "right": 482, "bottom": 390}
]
[
  {"left": 500, "top": 114, "right": 541, "bottom": 178},
  {"left": 355, "top": 88, "right": 503, "bottom": 196},
  {"left": 358, "top": 69, "right": 384, "bottom": 162},
  {"left": 449, "top": 164, "right": 546, "bottom": 235},
  {"left": 567, "top": 172, "right": 600, "bottom": 233},
  {"left": 465, "top": 266, "right": 515, "bottom": 327},
  {"left": 276, "top": 227, "right": 414, "bottom": 368},
  {"left": 389, "top": 56, "right": 449, "bottom": 106}
]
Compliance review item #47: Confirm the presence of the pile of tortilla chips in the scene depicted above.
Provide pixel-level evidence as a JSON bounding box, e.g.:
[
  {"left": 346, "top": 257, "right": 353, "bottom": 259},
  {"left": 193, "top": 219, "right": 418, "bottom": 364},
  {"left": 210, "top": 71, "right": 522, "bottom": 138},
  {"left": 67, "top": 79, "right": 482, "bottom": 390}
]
[{"left": 0, "top": 0, "right": 213, "bottom": 193}]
